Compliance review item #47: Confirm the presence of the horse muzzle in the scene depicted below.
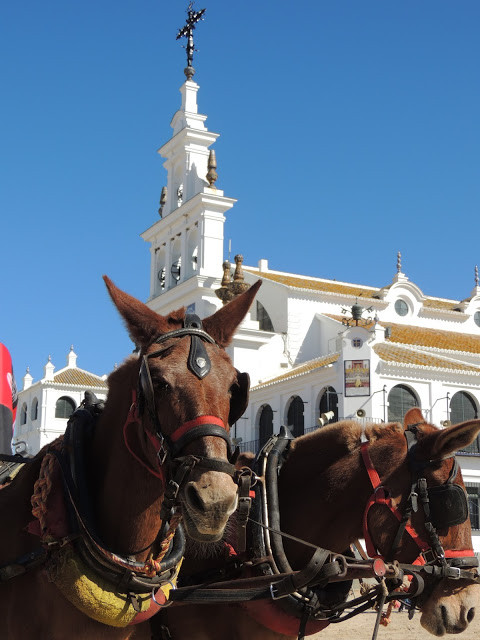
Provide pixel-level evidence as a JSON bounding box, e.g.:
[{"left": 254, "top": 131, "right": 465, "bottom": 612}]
[{"left": 181, "top": 470, "right": 238, "bottom": 541}]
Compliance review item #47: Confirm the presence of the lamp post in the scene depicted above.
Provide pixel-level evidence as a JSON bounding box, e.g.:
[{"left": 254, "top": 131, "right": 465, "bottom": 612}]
[
  {"left": 355, "top": 385, "right": 388, "bottom": 422},
  {"left": 430, "top": 392, "right": 451, "bottom": 425}
]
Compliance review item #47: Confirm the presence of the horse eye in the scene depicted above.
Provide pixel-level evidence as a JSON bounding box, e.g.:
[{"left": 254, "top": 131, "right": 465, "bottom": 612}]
[{"left": 154, "top": 377, "right": 170, "bottom": 393}]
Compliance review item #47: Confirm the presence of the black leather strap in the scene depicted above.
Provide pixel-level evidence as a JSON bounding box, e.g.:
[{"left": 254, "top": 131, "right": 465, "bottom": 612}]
[{"left": 169, "top": 425, "right": 233, "bottom": 458}]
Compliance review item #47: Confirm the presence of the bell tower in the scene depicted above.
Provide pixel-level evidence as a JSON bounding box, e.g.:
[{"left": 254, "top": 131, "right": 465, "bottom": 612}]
[{"left": 142, "top": 5, "right": 235, "bottom": 318}]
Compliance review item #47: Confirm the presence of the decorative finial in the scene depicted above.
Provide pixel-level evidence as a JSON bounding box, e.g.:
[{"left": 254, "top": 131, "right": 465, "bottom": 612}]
[
  {"left": 475, "top": 265, "right": 479, "bottom": 288},
  {"left": 397, "top": 251, "right": 402, "bottom": 274},
  {"left": 221, "top": 260, "right": 231, "bottom": 286},
  {"left": 70, "top": 344, "right": 74, "bottom": 351},
  {"left": 215, "top": 254, "right": 250, "bottom": 305},
  {"left": 158, "top": 186, "right": 167, "bottom": 218},
  {"left": 26, "top": 366, "right": 30, "bottom": 374},
  {"left": 176, "top": 2, "right": 206, "bottom": 80},
  {"left": 48, "top": 355, "right": 52, "bottom": 362},
  {"left": 206, "top": 149, "right": 218, "bottom": 188},
  {"left": 233, "top": 254, "right": 245, "bottom": 282}
]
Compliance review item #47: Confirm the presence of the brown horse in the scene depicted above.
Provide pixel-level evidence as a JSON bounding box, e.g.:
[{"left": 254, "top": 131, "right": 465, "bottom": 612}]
[
  {"left": 0, "top": 276, "right": 260, "bottom": 639},
  {"left": 157, "top": 408, "right": 480, "bottom": 639}
]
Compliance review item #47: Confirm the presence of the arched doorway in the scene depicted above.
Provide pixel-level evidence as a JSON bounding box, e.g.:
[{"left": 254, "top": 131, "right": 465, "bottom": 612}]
[
  {"left": 287, "top": 396, "right": 304, "bottom": 438},
  {"left": 319, "top": 386, "right": 338, "bottom": 423},
  {"left": 258, "top": 404, "right": 274, "bottom": 448}
]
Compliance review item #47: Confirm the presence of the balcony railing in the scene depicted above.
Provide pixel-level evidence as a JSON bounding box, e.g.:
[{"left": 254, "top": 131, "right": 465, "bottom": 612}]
[
  {"left": 237, "top": 423, "right": 480, "bottom": 457},
  {"left": 238, "top": 439, "right": 260, "bottom": 454},
  {"left": 458, "top": 438, "right": 480, "bottom": 456}
]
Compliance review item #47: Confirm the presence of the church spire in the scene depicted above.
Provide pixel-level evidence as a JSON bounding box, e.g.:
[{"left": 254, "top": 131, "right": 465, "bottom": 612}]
[{"left": 141, "top": 4, "right": 236, "bottom": 307}]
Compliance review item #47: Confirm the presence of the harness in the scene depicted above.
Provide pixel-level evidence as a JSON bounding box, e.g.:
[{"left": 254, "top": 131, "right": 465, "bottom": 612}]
[
  {"left": 163, "top": 424, "right": 480, "bottom": 640},
  {"left": 361, "top": 422, "right": 479, "bottom": 594},
  {"left": 168, "top": 428, "right": 365, "bottom": 638},
  {"left": 0, "top": 315, "right": 250, "bottom": 627}
]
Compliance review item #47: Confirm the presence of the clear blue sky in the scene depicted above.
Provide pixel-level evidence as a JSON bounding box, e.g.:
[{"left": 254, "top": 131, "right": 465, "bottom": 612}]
[{"left": 2, "top": 1, "right": 479, "bottom": 384}]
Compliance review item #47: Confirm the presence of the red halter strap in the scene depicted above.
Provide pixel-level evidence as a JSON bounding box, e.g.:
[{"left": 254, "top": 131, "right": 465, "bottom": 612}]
[
  {"left": 123, "top": 390, "right": 228, "bottom": 480},
  {"left": 360, "top": 440, "right": 474, "bottom": 562},
  {"left": 169, "top": 415, "right": 226, "bottom": 443}
]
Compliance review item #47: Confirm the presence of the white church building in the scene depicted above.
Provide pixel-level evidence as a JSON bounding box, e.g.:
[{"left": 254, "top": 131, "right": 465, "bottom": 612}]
[
  {"left": 14, "top": 45, "right": 480, "bottom": 552},
  {"left": 13, "top": 347, "right": 107, "bottom": 455},
  {"left": 139, "top": 68, "right": 480, "bottom": 550}
]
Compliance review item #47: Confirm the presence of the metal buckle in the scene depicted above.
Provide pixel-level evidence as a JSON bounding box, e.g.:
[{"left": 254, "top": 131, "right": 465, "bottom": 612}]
[
  {"left": 421, "top": 548, "right": 436, "bottom": 565},
  {"left": 270, "top": 583, "right": 283, "bottom": 600},
  {"left": 157, "top": 438, "right": 168, "bottom": 466},
  {"left": 448, "top": 566, "right": 461, "bottom": 580}
]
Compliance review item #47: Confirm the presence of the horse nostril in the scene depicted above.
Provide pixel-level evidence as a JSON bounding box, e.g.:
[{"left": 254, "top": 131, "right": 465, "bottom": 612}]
[
  {"left": 440, "top": 605, "right": 448, "bottom": 629},
  {"left": 186, "top": 484, "right": 206, "bottom": 513},
  {"left": 467, "top": 608, "right": 475, "bottom": 623}
]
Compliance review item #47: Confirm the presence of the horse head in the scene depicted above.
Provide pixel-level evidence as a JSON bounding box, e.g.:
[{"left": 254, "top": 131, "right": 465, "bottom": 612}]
[
  {"left": 103, "top": 276, "right": 261, "bottom": 543},
  {"left": 275, "top": 408, "right": 480, "bottom": 637},
  {"left": 362, "top": 408, "right": 480, "bottom": 636}
]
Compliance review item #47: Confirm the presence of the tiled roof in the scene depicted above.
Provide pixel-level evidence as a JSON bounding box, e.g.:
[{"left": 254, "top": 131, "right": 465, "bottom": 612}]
[
  {"left": 374, "top": 343, "right": 480, "bottom": 373},
  {"left": 246, "top": 269, "right": 462, "bottom": 311},
  {"left": 248, "top": 270, "right": 379, "bottom": 300},
  {"left": 422, "top": 298, "right": 460, "bottom": 311},
  {"left": 325, "top": 315, "right": 480, "bottom": 355},
  {"left": 53, "top": 368, "right": 108, "bottom": 388},
  {"left": 381, "top": 323, "right": 480, "bottom": 355},
  {"left": 252, "top": 353, "right": 340, "bottom": 390}
]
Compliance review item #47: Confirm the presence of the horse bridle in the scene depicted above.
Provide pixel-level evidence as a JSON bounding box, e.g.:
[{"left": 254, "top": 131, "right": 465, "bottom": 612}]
[
  {"left": 361, "top": 422, "right": 479, "bottom": 589},
  {"left": 126, "top": 313, "right": 246, "bottom": 482}
]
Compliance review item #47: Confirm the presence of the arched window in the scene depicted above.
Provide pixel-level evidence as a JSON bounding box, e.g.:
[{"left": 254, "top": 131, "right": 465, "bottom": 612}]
[
  {"left": 55, "top": 396, "right": 76, "bottom": 419},
  {"left": 156, "top": 247, "right": 166, "bottom": 294},
  {"left": 258, "top": 405, "right": 274, "bottom": 448},
  {"left": 186, "top": 228, "right": 199, "bottom": 279},
  {"left": 451, "top": 392, "right": 479, "bottom": 454},
  {"left": 450, "top": 391, "right": 478, "bottom": 424},
  {"left": 287, "top": 396, "right": 304, "bottom": 438},
  {"left": 319, "top": 387, "right": 338, "bottom": 423},
  {"left": 170, "top": 238, "right": 181, "bottom": 287},
  {"left": 256, "top": 301, "right": 274, "bottom": 332},
  {"left": 20, "top": 403, "right": 27, "bottom": 425},
  {"left": 387, "top": 385, "right": 419, "bottom": 422},
  {"left": 31, "top": 397, "right": 38, "bottom": 421}
]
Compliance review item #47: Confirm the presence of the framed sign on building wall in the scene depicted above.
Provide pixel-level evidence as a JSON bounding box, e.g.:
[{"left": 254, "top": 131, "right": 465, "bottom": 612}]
[{"left": 344, "top": 359, "right": 370, "bottom": 397}]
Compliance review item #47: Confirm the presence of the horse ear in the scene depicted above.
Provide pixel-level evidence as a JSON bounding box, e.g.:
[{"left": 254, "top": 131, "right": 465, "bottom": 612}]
[
  {"left": 403, "top": 407, "right": 425, "bottom": 428},
  {"left": 103, "top": 275, "right": 181, "bottom": 347},
  {"left": 203, "top": 280, "right": 262, "bottom": 347},
  {"left": 422, "top": 420, "right": 480, "bottom": 460}
]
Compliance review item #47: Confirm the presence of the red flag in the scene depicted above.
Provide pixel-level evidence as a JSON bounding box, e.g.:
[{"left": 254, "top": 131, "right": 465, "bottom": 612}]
[{"left": 0, "top": 344, "right": 17, "bottom": 454}]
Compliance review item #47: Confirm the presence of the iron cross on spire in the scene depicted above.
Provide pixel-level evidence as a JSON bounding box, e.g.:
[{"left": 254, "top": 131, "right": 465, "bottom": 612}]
[{"left": 176, "top": 2, "right": 206, "bottom": 80}]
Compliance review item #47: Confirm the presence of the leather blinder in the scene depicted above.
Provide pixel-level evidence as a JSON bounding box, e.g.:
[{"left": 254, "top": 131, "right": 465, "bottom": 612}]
[
  {"left": 428, "top": 483, "right": 469, "bottom": 529},
  {"left": 185, "top": 314, "right": 211, "bottom": 379},
  {"left": 229, "top": 371, "right": 250, "bottom": 426}
]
